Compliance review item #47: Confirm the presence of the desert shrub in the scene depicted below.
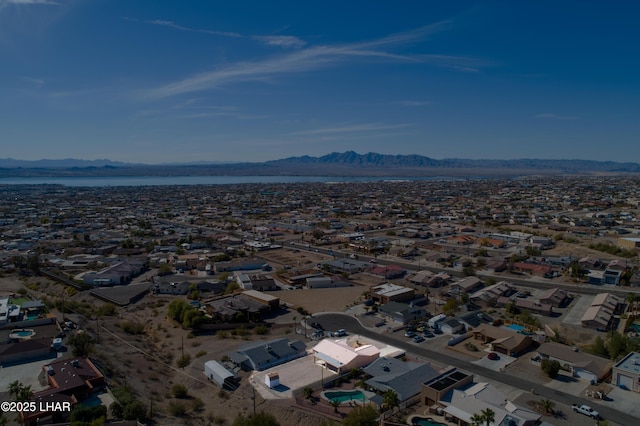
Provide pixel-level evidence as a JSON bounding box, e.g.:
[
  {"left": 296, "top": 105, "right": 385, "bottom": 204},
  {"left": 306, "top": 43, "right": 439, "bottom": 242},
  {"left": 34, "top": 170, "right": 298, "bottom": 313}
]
[
  {"left": 541, "top": 359, "right": 561, "bottom": 378},
  {"left": 168, "top": 401, "right": 187, "bottom": 417},
  {"left": 176, "top": 354, "right": 191, "bottom": 368},
  {"left": 254, "top": 324, "right": 269, "bottom": 335},
  {"left": 171, "top": 383, "right": 188, "bottom": 398}
]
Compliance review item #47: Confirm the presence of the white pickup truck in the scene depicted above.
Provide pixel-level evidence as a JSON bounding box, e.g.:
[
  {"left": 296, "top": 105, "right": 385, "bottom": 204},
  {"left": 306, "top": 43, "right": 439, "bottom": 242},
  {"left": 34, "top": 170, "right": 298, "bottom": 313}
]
[{"left": 571, "top": 404, "right": 600, "bottom": 419}]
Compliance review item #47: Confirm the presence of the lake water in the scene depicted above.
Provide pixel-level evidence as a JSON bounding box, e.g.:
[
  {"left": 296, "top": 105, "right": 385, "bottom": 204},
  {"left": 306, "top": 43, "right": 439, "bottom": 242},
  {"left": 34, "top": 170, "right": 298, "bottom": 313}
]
[{"left": 0, "top": 175, "right": 455, "bottom": 187}]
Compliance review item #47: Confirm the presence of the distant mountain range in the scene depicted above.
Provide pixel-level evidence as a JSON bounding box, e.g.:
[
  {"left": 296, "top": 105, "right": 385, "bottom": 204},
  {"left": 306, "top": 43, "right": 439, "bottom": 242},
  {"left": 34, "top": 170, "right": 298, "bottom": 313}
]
[{"left": 1, "top": 151, "right": 639, "bottom": 178}]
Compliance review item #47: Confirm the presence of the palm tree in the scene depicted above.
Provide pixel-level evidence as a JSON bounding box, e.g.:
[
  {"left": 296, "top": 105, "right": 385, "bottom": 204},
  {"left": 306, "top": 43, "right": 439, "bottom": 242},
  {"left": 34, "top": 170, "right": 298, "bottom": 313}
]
[
  {"left": 8, "top": 381, "right": 21, "bottom": 398},
  {"left": 626, "top": 292, "right": 638, "bottom": 316},
  {"left": 481, "top": 408, "right": 495, "bottom": 426},
  {"left": 302, "top": 387, "right": 313, "bottom": 401},
  {"left": 539, "top": 398, "right": 555, "bottom": 414},
  {"left": 13, "top": 384, "right": 33, "bottom": 426},
  {"left": 470, "top": 413, "right": 484, "bottom": 426},
  {"left": 330, "top": 398, "right": 340, "bottom": 413},
  {"left": 16, "top": 385, "right": 33, "bottom": 402}
]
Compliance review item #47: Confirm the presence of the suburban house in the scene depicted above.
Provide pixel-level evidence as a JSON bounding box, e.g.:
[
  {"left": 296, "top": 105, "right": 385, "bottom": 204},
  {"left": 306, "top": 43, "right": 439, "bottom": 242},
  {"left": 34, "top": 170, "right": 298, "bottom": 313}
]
[
  {"left": 229, "top": 338, "right": 306, "bottom": 371},
  {"left": 0, "top": 338, "right": 53, "bottom": 365},
  {"left": 612, "top": 352, "right": 640, "bottom": 392},
  {"left": 378, "top": 301, "right": 426, "bottom": 325},
  {"left": 319, "top": 258, "right": 369, "bottom": 274},
  {"left": 82, "top": 258, "right": 148, "bottom": 286},
  {"left": 439, "top": 382, "right": 541, "bottom": 426},
  {"left": 410, "top": 270, "right": 452, "bottom": 288},
  {"left": 536, "top": 342, "right": 612, "bottom": 382},
  {"left": 496, "top": 296, "right": 554, "bottom": 316},
  {"left": 538, "top": 288, "right": 570, "bottom": 308},
  {"left": 305, "top": 275, "right": 352, "bottom": 289},
  {"left": 205, "top": 292, "right": 275, "bottom": 322},
  {"left": 458, "top": 311, "right": 494, "bottom": 330},
  {"left": 363, "top": 357, "right": 440, "bottom": 403},
  {"left": 581, "top": 293, "right": 623, "bottom": 330},
  {"left": 607, "top": 259, "right": 628, "bottom": 271},
  {"left": 581, "top": 304, "right": 614, "bottom": 330},
  {"left": 421, "top": 368, "right": 474, "bottom": 407},
  {"left": 439, "top": 318, "right": 466, "bottom": 335},
  {"left": 530, "top": 236, "right": 554, "bottom": 249},
  {"left": 471, "top": 324, "right": 533, "bottom": 356},
  {"left": 235, "top": 273, "right": 278, "bottom": 291},
  {"left": 368, "top": 264, "right": 405, "bottom": 279},
  {"left": 0, "top": 297, "right": 20, "bottom": 324},
  {"left": 470, "top": 281, "right": 515, "bottom": 305},
  {"left": 214, "top": 258, "right": 270, "bottom": 273},
  {"left": 312, "top": 338, "right": 380, "bottom": 374},
  {"left": 24, "top": 357, "right": 105, "bottom": 425},
  {"left": 449, "top": 276, "right": 484, "bottom": 296},
  {"left": 370, "top": 283, "right": 415, "bottom": 304},
  {"left": 512, "top": 262, "right": 552, "bottom": 277}
]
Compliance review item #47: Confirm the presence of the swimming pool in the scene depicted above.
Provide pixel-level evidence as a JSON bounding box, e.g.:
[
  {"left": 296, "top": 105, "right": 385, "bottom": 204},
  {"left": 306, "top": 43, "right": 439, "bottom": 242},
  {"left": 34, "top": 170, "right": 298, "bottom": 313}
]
[
  {"left": 411, "top": 416, "right": 447, "bottom": 426},
  {"left": 9, "top": 329, "right": 35, "bottom": 339},
  {"left": 507, "top": 324, "right": 524, "bottom": 331},
  {"left": 628, "top": 323, "right": 640, "bottom": 332},
  {"left": 322, "top": 390, "right": 368, "bottom": 404}
]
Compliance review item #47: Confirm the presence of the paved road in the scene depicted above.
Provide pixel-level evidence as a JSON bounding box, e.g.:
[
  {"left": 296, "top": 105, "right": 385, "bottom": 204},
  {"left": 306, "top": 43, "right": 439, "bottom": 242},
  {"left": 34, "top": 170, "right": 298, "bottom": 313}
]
[
  {"left": 292, "top": 242, "right": 640, "bottom": 299},
  {"left": 315, "top": 313, "right": 634, "bottom": 425}
]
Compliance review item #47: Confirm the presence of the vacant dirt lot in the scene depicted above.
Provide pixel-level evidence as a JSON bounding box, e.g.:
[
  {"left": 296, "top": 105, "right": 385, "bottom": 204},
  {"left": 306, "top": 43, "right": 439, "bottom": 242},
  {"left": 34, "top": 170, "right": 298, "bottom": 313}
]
[{"left": 3, "top": 274, "right": 333, "bottom": 426}]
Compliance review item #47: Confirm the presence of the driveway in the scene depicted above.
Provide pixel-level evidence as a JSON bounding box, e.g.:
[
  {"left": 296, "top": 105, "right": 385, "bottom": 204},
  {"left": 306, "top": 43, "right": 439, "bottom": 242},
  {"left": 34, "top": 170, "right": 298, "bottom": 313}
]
[
  {"left": 592, "top": 387, "right": 640, "bottom": 421},
  {"left": 562, "top": 294, "right": 595, "bottom": 326},
  {"left": 473, "top": 350, "right": 516, "bottom": 372}
]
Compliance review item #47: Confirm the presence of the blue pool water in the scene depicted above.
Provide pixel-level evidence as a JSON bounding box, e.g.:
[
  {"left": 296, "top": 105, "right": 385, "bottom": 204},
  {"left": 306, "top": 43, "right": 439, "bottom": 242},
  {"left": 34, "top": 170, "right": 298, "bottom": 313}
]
[
  {"left": 412, "top": 416, "right": 447, "bottom": 426},
  {"left": 323, "top": 390, "right": 366, "bottom": 404},
  {"left": 13, "top": 330, "right": 34, "bottom": 337},
  {"left": 507, "top": 324, "right": 525, "bottom": 331}
]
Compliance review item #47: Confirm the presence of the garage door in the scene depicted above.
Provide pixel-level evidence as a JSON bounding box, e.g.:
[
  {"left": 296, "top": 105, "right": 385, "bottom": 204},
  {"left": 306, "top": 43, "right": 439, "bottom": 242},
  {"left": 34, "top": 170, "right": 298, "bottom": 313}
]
[
  {"left": 575, "top": 368, "right": 596, "bottom": 383},
  {"left": 617, "top": 373, "right": 633, "bottom": 390}
]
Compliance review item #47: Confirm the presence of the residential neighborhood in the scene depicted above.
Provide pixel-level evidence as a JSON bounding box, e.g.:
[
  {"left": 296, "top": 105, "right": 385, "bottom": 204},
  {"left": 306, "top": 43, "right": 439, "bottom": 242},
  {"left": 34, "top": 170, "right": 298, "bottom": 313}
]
[{"left": 1, "top": 176, "right": 640, "bottom": 425}]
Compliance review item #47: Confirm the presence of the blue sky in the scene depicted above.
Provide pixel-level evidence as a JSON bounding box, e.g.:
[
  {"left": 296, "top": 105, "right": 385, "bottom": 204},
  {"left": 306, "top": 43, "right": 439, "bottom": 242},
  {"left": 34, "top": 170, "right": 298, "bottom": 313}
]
[{"left": 1, "top": 1, "right": 639, "bottom": 164}]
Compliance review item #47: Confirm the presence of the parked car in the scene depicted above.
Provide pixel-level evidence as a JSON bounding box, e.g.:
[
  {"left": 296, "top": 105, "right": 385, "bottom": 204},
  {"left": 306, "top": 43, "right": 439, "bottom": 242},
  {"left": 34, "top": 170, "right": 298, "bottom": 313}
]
[
  {"left": 404, "top": 330, "right": 416, "bottom": 338},
  {"left": 333, "top": 329, "right": 347, "bottom": 337},
  {"left": 413, "top": 335, "right": 425, "bottom": 343},
  {"left": 310, "top": 322, "right": 324, "bottom": 330},
  {"left": 487, "top": 352, "right": 500, "bottom": 360},
  {"left": 571, "top": 404, "right": 600, "bottom": 420},
  {"left": 423, "top": 331, "right": 435, "bottom": 338}
]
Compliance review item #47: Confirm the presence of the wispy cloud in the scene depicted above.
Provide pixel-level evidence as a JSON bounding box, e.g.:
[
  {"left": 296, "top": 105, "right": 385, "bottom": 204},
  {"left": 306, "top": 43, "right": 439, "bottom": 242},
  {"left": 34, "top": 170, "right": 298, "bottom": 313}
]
[
  {"left": 20, "top": 76, "right": 45, "bottom": 89},
  {"left": 140, "top": 21, "right": 480, "bottom": 100},
  {"left": 0, "top": 0, "right": 59, "bottom": 12},
  {"left": 290, "top": 123, "right": 410, "bottom": 136},
  {"left": 0, "top": 0, "right": 59, "bottom": 5},
  {"left": 123, "top": 17, "right": 241, "bottom": 38},
  {"left": 133, "top": 101, "right": 266, "bottom": 121},
  {"left": 253, "top": 35, "right": 306, "bottom": 49},
  {"left": 535, "top": 113, "right": 581, "bottom": 120}
]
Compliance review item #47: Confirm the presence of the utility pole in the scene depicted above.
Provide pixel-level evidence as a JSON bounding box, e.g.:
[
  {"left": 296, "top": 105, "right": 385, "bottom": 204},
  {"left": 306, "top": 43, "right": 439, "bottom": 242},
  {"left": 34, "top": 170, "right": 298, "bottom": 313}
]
[{"left": 251, "top": 387, "right": 256, "bottom": 416}]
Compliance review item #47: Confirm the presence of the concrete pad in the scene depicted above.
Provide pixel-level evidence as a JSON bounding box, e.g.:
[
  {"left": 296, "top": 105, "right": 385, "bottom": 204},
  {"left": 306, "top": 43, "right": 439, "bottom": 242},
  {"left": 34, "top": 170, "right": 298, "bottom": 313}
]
[
  {"left": 472, "top": 349, "right": 516, "bottom": 372},
  {"left": 542, "top": 373, "right": 589, "bottom": 396},
  {"left": 591, "top": 387, "right": 640, "bottom": 421},
  {"left": 562, "top": 294, "right": 595, "bottom": 326},
  {"left": 0, "top": 352, "right": 63, "bottom": 392},
  {"left": 250, "top": 355, "right": 337, "bottom": 400}
]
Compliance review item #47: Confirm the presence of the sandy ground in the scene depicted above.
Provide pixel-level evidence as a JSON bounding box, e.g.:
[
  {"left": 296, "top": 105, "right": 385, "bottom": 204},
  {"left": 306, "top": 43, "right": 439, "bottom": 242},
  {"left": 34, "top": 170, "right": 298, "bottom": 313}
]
[{"left": 1, "top": 274, "right": 335, "bottom": 426}]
